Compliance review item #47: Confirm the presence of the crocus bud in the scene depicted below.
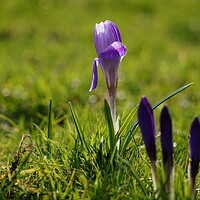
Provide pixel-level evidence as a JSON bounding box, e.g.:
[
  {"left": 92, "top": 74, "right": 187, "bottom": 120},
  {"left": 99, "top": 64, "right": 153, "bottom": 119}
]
[
  {"left": 160, "top": 105, "right": 174, "bottom": 200},
  {"left": 188, "top": 117, "right": 200, "bottom": 199},
  {"left": 138, "top": 96, "right": 158, "bottom": 194},
  {"left": 138, "top": 96, "right": 156, "bottom": 162},
  {"left": 160, "top": 105, "right": 173, "bottom": 165},
  {"left": 89, "top": 20, "right": 126, "bottom": 129}
]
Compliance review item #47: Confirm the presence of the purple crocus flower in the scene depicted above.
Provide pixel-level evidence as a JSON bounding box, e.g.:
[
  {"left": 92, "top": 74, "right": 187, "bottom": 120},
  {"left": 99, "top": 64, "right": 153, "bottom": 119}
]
[
  {"left": 138, "top": 96, "right": 156, "bottom": 162},
  {"left": 160, "top": 105, "right": 174, "bottom": 199},
  {"left": 89, "top": 20, "right": 126, "bottom": 126},
  {"left": 188, "top": 117, "right": 200, "bottom": 199}
]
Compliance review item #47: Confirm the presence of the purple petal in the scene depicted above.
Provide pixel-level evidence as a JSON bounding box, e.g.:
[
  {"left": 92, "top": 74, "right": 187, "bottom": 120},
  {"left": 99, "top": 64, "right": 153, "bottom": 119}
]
[
  {"left": 89, "top": 58, "right": 99, "bottom": 92},
  {"left": 99, "top": 57, "right": 120, "bottom": 90},
  {"left": 138, "top": 96, "right": 156, "bottom": 161},
  {"left": 189, "top": 117, "right": 200, "bottom": 182},
  {"left": 104, "top": 20, "right": 122, "bottom": 43},
  {"left": 98, "top": 42, "right": 126, "bottom": 89},
  {"left": 94, "top": 20, "right": 122, "bottom": 55},
  {"left": 160, "top": 105, "right": 173, "bottom": 165},
  {"left": 99, "top": 42, "right": 126, "bottom": 60}
]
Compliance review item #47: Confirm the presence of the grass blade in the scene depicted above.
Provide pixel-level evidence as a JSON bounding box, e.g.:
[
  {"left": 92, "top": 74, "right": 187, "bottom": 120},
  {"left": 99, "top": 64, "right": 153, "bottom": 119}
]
[
  {"left": 104, "top": 100, "right": 115, "bottom": 154},
  {"left": 47, "top": 98, "right": 53, "bottom": 153},
  {"left": 69, "top": 102, "right": 88, "bottom": 152},
  {"left": 151, "top": 82, "right": 193, "bottom": 110},
  {"left": 0, "top": 114, "right": 19, "bottom": 130},
  {"left": 116, "top": 105, "right": 138, "bottom": 139},
  {"left": 120, "top": 158, "right": 149, "bottom": 197}
]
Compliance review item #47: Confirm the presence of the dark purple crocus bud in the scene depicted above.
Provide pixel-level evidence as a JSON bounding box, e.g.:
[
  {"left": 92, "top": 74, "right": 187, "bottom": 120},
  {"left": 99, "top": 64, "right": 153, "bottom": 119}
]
[
  {"left": 138, "top": 96, "right": 158, "bottom": 193},
  {"left": 138, "top": 96, "right": 156, "bottom": 162},
  {"left": 89, "top": 20, "right": 126, "bottom": 128},
  {"left": 160, "top": 105, "right": 173, "bottom": 167},
  {"left": 160, "top": 105, "right": 174, "bottom": 199},
  {"left": 188, "top": 117, "right": 200, "bottom": 198}
]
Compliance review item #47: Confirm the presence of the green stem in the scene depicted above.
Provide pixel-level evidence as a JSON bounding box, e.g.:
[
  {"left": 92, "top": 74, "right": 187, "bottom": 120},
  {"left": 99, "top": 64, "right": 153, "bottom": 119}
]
[
  {"left": 108, "top": 87, "right": 117, "bottom": 132},
  {"left": 151, "top": 161, "right": 158, "bottom": 197}
]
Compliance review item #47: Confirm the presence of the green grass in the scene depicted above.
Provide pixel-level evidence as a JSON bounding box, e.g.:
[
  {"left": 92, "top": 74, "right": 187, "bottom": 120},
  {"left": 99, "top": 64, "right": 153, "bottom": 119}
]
[{"left": 0, "top": 0, "right": 200, "bottom": 199}]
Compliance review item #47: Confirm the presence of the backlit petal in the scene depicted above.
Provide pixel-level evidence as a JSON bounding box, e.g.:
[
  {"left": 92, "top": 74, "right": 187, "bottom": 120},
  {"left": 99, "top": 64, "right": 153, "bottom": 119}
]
[
  {"left": 104, "top": 20, "right": 122, "bottom": 43},
  {"left": 94, "top": 20, "right": 122, "bottom": 55},
  {"left": 89, "top": 58, "right": 99, "bottom": 92},
  {"left": 99, "top": 42, "right": 126, "bottom": 60}
]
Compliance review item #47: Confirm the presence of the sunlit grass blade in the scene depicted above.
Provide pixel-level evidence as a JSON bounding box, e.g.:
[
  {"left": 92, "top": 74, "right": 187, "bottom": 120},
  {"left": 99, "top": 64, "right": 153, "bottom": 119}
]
[
  {"left": 104, "top": 100, "right": 115, "bottom": 155},
  {"left": 33, "top": 123, "right": 47, "bottom": 141},
  {"left": 120, "top": 82, "right": 193, "bottom": 155},
  {"left": 0, "top": 114, "right": 19, "bottom": 130},
  {"left": 96, "top": 136, "right": 104, "bottom": 169},
  {"left": 69, "top": 102, "right": 89, "bottom": 152},
  {"left": 119, "top": 125, "right": 138, "bottom": 155},
  {"left": 120, "top": 158, "right": 148, "bottom": 197},
  {"left": 151, "top": 82, "right": 193, "bottom": 109},
  {"left": 47, "top": 98, "right": 53, "bottom": 153},
  {"left": 61, "top": 170, "right": 76, "bottom": 199},
  {"left": 116, "top": 105, "right": 138, "bottom": 139}
]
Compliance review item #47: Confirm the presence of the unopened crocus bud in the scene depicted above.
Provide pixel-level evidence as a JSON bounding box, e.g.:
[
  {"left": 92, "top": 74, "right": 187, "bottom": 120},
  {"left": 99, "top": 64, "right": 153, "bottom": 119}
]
[
  {"left": 138, "top": 96, "right": 158, "bottom": 193},
  {"left": 138, "top": 96, "right": 156, "bottom": 162},
  {"left": 160, "top": 105, "right": 174, "bottom": 200},
  {"left": 160, "top": 105, "right": 173, "bottom": 165},
  {"left": 188, "top": 117, "right": 200, "bottom": 200}
]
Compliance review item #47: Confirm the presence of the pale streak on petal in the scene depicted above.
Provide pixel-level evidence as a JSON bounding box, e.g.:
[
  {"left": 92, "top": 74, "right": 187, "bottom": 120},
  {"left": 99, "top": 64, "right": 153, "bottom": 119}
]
[
  {"left": 89, "top": 58, "right": 99, "bottom": 92},
  {"left": 95, "top": 22, "right": 105, "bottom": 34}
]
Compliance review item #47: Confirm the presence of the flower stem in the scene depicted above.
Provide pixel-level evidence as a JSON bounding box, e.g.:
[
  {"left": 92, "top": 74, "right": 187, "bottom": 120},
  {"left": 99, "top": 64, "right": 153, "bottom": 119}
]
[
  {"left": 188, "top": 163, "right": 196, "bottom": 200},
  {"left": 108, "top": 87, "right": 117, "bottom": 132},
  {"left": 164, "top": 159, "right": 174, "bottom": 200},
  {"left": 166, "top": 168, "right": 174, "bottom": 200},
  {"left": 151, "top": 161, "right": 158, "bottom": 197}
]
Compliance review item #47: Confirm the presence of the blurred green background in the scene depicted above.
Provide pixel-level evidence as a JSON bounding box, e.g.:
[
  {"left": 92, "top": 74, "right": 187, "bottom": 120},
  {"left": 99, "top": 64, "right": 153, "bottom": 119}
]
[{"left": 0, "top": 0, "right": 200, "bottom": 143}]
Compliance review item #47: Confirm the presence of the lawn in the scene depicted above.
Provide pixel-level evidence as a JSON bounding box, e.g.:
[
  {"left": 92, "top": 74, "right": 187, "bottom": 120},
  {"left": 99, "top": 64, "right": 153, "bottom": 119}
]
[{"left": 0, "top": 0, "right": 200, "bottom": 199}]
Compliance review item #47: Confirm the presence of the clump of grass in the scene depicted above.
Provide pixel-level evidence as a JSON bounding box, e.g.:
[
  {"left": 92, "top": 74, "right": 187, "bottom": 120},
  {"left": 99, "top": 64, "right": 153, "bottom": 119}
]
[{"left": 0, "top": 83, "right": 195, "bottom": 199}]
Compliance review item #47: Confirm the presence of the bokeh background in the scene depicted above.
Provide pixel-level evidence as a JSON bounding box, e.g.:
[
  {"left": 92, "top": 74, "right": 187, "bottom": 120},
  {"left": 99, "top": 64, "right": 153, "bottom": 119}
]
[{"left": 0, "top": 0, "right": 200, "bottom": 148}]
